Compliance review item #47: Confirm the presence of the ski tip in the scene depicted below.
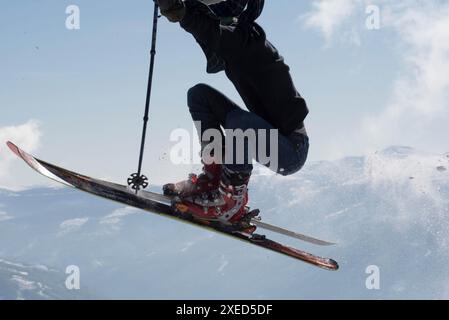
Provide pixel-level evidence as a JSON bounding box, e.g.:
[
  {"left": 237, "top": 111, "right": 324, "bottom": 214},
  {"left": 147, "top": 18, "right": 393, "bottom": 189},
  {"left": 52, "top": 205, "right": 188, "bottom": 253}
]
[
  {"left": 328, "top": 259, "right": 340, "bottom": 271},
  {"left": 6, "top": 141, "right": 20, "bottom": 157}
]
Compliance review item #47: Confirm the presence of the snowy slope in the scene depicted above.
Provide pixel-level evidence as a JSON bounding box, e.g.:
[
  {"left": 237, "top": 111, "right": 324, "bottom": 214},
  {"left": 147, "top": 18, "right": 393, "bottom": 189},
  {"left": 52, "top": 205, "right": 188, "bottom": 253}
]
[
  {"left": 0, "top": 259, "right": 89, "bottom": 300},
  {"left": 0, "top": 146, "right": 448, "bottom": 299}
]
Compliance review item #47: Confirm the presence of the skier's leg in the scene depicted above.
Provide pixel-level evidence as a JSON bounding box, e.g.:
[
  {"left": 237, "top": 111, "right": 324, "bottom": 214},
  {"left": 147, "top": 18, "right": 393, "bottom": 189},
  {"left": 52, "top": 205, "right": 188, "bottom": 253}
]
[
  {"left": 178, "top": 102, "right": 309, "bottom": 223},
  {"left": 166, "top": 84, "right": 253, "bottom": 224},
  {"left": 187, "top": 83, "right": 242, "bottom": 150},
  {"left": 182, "top": 109, "right": 309, "bottom": 224},
  {"left": 163, "top": 84, "right": 243, "bottom": 197},
  {"left": 224, "top": 109, "right": 309, "bottom": 176}
]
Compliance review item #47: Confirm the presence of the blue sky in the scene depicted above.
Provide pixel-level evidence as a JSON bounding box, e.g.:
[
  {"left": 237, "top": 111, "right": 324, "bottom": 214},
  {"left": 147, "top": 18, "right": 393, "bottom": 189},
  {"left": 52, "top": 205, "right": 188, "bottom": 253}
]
[{"left": 1, "top": 0, "right": 449, "bottom": 189}]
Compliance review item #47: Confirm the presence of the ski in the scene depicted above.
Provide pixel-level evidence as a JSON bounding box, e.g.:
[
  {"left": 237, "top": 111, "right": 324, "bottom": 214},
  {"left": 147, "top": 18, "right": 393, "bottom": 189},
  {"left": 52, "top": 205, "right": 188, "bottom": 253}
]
[
  {"left": 7, "top": 142, "right": 339, "bottom": 271},
  {"left": 139, "top": 190, "right": 336, "bottom": 246},
  {"left": 250, "top": 219, "right": 335, "bottom": 246}
]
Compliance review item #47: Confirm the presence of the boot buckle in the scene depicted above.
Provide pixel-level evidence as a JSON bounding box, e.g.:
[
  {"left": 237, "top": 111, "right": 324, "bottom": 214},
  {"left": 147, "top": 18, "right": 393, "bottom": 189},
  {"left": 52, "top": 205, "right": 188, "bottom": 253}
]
[{"left": 189, "top": 174, "right": 198, "bottom": 184}]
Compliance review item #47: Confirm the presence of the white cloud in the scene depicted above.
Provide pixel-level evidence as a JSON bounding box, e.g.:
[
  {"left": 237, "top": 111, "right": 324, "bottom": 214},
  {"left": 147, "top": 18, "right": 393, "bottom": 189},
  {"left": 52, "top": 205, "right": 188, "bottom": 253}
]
[
  {"left": 302, "top": 0, "right": 449, "bottom": 156},
  {"left": 363, "top": 1, "right": 449, "bottom": 150},
  {"left": 0, "top": 120, "right": 42, "bottom": 186},
  {"left": 301, "top": 0, "right": 362, "bottom": 44}
]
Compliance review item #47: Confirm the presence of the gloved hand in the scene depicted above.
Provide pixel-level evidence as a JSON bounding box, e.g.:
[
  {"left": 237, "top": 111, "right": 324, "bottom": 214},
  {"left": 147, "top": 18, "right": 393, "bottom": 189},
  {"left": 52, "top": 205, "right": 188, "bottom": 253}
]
[{"left": 156, "top": 0, "right": 186, "bottom": 22}]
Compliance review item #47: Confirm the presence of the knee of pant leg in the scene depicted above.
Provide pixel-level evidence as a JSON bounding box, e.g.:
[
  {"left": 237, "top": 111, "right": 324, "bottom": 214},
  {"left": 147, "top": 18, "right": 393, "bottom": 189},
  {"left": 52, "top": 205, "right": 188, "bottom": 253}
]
[
  {"left": 278, "top": 166, "right": 299, "bottom": 177},
  {"left": 277, "top": 136, "right": 309, "bottom": 176},
  {"left": 187, "top": 83, "right": 213, "bottom": 107},
  {"left": 277, "top": 155, "right": 306, "bottom": 177}
]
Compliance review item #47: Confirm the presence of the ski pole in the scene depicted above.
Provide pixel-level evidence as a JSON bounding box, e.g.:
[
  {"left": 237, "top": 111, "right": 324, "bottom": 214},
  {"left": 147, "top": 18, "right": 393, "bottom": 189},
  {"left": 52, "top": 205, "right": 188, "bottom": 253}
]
[{"left": 128, "top": 1, "right": 159, "bottom": 193}]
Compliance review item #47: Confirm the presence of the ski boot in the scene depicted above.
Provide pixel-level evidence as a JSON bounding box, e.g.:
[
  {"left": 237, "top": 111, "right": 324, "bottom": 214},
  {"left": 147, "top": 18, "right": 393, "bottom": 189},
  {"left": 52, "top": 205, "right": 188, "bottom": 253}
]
[
  {"left": 156, "top": 0, "right": 186, "bottom": 22},
  {"left": 173, "top": 166, "right": 255, "bottom": 231},
  {"left": 163, "top": 162, "right": 222, "bottom": 198}
]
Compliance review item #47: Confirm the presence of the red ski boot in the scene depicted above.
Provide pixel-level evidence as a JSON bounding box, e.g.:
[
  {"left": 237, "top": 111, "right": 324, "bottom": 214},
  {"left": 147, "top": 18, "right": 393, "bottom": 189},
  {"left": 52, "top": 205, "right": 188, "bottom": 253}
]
[
  {"left": 163, "top": 162, "right": 221, "bottom": 198},
  {"left": 174, "top": 167, "right": 252, "bottom": 225}
]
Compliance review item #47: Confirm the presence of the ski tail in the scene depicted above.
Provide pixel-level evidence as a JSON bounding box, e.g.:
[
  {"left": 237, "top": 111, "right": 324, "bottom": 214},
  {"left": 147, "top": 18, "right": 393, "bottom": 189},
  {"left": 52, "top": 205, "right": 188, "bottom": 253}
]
[
  {"left": 251, "top": 219, "right": 336, "bottom": 246},
  {"left": 261, "top": 238, "right": 339, "bottom": 271}
]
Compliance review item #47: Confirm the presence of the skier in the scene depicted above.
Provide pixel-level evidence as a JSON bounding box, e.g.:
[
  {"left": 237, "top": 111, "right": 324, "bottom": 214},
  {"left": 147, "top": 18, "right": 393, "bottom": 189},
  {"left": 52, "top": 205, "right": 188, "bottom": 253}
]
[{"left": 159, "top": 0, "right": 310, "bottom": 224}]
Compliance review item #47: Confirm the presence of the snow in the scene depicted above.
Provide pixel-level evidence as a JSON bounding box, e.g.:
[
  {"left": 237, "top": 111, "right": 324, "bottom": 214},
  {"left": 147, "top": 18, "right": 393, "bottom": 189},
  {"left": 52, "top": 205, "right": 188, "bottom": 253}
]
[
  {"left": 180, "top": 241, "right": 196, "bottom": 253},
  {"left": 0, "top": 211, "right": 13, "bottom": 222},
  {"left": 0, "top": 259, "right": 26, "bottom": 268},
  {"left": 11, "top": 275, "right": 36, "bottom": 291},
  {"left": 217, "top": 255, "right": 229, "bottom": 274},
  {"left": 60, "top": 218, "right": 89, "bottom": 229},
  {"left": 100, "top": 207, "right": 140, "bottom": 225},
  {"left": 0, "top": 259, "right": 88, "bottom": 299},
  {"left": 0, "top": 146, "right": 448, "bottom": 299},
  {"left": 58, "top": 218, "right": 89, "bottom": 236}
]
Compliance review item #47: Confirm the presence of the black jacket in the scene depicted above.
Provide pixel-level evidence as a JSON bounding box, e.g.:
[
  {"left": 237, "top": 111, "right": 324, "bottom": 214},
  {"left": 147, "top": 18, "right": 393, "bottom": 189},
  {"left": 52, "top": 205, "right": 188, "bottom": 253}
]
[{"left": 181, "top": 1, "right": 309, "bottom": 136}]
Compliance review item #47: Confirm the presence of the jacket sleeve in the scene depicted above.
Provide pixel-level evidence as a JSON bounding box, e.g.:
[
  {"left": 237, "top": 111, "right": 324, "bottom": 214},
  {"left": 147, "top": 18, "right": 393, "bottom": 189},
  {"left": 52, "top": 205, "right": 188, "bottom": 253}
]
[
  {"left": 208, "top": 0, "right": 249, "bottom": 17},
  {"left": 180, "top": 0, "right": 247, "bottom": 56}
]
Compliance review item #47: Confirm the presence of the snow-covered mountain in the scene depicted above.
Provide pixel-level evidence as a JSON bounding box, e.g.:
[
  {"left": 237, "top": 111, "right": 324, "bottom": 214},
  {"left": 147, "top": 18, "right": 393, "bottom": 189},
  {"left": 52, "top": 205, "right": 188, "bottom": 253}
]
[
  {"left": 0, "top": 146, "right": 448, "bottom": 299},
  {"left": 0, "top": 259, "right": 88, "bottom": 300}
]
